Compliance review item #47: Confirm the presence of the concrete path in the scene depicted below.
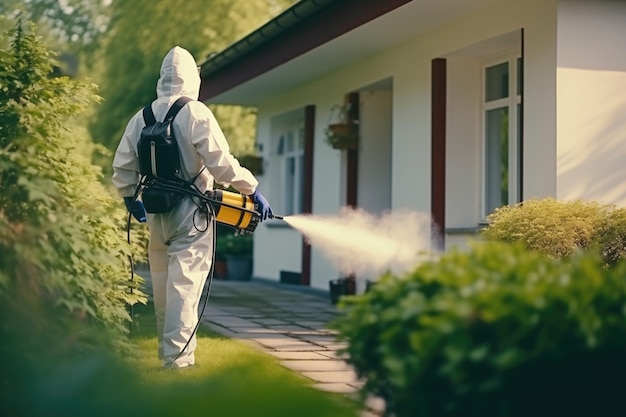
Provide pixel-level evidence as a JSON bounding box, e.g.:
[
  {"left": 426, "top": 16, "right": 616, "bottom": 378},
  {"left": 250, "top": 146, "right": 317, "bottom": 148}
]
[{"left": 199, "top": 278, "right": 385, "bottom": 417}]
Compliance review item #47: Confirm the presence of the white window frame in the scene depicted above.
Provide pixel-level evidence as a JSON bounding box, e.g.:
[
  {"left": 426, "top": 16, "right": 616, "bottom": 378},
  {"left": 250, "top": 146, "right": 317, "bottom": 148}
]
[
  {"left": 278, "top": 125, "right": 305, "bottom": 216},
  {"left": 480, "top": 51, "right": 522, "bottom": 218}
]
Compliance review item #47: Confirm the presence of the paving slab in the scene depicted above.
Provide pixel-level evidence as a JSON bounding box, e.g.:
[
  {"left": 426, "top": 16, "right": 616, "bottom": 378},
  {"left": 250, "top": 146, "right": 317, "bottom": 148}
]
[
  {"left": 300, "top": 370, "right": 360, "bottom": 384},
  {"left": 251, "top": 318, "right": 290, "bottom": 325},
  {"left": 312, "top": 350, "right": 349, "bottom": 360},
  {"left": 313, "top": 383, "right": 359, "bottom": 394},
  {"left": 266, "top": 351, "right": 331, "bottom": 360},
  {"left": 228, "top": 326, "right": 282, "bottom": 334},
  {"left": 253, "top": 338, "right": 321, "bottom": 351},
  {"left": 207, "top": 316, "right": 259, "bottom": 327},
  {"left": 280, "top": 360, "right": 353, "bottom": 372}
]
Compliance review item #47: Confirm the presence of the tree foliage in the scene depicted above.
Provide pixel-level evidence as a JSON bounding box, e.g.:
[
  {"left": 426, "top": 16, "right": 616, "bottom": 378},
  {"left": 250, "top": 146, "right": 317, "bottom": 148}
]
[
  {"left": 0, "top": 0, "right": 110, "bottom": 46},
  {"left": 0, "top": 19, "right": 144, "bottom": 368},
  {"left": 90, "top": 0, "right": 294, "bottom": 167}
]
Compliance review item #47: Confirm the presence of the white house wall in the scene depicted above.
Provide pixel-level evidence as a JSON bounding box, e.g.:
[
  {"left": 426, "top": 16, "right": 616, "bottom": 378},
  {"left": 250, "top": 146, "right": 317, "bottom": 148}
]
[
  {"left": 556, "top": 0, "right": 626, "bottom": 205},
  {"left": 253, "top": 0, "right": 560, "bottom": 290},
  {"left": 358, "top": 88, "right": 393, "bottom": 216},
  {"left": 445, "top": 56, "right": 481, "bottom": 229}
]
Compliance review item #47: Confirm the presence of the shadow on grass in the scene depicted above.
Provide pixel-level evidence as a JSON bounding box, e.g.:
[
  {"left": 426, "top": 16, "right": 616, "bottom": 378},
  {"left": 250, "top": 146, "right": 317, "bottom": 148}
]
[{"left": 1, "top": 302, "right": 359, "bottom": 417}]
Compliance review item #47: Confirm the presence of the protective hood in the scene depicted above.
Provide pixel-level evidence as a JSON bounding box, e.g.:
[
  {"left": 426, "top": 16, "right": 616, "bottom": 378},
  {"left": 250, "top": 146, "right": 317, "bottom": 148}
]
[{"left": 156, "top": 46, "right": 200, "bottom": 100}]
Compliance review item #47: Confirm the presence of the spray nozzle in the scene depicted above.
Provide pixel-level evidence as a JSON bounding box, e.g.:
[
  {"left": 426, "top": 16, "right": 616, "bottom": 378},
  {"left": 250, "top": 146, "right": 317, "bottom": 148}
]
[{"left": 272, "top": 215, "right": 284, "bottom": 220}]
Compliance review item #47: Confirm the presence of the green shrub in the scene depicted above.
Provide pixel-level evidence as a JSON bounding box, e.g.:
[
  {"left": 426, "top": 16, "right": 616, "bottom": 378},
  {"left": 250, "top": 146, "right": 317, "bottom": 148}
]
[
  {"left": 482, "top": 197, "right": 626, "bottom": 265},
  {"left": 332, "top": 242, "right": 626, "bottom": 417},
  {"left": 0, "top": 20, "right": 144, "bottom": 363},
  {"left": 222, "top": 232, "right": 253, "bottom": 257}
]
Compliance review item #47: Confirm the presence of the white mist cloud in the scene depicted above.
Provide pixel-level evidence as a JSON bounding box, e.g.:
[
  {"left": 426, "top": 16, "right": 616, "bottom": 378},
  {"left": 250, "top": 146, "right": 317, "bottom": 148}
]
[{"left": 284, "top": 207, "right": 438, "bottom": 278}]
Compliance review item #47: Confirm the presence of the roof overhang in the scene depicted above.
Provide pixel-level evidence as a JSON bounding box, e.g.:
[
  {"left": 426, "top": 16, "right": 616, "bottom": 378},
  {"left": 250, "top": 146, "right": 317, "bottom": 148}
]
[{"left": 199, "top": 0, "right": 498, "bottom": 106}]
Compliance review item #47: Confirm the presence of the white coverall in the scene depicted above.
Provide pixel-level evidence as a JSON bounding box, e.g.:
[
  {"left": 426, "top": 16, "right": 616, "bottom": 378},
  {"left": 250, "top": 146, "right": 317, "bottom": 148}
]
[{"left": 112, "top": 46, "right": 258, "bottom": 369}]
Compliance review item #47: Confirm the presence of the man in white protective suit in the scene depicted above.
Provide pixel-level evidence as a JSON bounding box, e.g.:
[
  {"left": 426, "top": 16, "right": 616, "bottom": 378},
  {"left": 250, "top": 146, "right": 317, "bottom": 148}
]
[{"left": 112, "top": 46, "right": 273, "bottom": 369}]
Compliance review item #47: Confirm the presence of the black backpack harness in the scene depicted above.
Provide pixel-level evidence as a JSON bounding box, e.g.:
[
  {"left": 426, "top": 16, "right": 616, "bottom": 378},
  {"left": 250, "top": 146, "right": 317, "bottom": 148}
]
[{"left": 137, "top": 96, "right": 204, "bottom": 214}]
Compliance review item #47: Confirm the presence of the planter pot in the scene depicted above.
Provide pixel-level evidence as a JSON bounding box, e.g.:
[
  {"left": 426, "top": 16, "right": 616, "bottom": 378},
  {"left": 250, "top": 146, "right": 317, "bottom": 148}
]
[
  {"left": 225, "top": 255, "right": 252, "bottom": 281},
  {"left": 326, "top": 123, "right": 358, "bottom": 150},
  {"left": 329, "top": 277, "right": 356, "bottom": 305},
  {"left": 214, "top": 260, "right": 228, "bottom": 279}
]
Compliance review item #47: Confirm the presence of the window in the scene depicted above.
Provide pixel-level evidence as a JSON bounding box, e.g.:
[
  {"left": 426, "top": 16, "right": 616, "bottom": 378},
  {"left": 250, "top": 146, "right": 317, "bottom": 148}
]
[
  {"left": 277, "top": 126, "right": 304, "bottom": 215},
  {"left": 482, "top": 54, "right": 522, "bottom": 217}
]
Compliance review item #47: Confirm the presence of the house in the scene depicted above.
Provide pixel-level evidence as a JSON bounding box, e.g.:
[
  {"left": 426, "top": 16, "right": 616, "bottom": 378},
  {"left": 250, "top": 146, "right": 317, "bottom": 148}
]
[{"left": 199, "top": 0, "right": 626, "bottom": 292}]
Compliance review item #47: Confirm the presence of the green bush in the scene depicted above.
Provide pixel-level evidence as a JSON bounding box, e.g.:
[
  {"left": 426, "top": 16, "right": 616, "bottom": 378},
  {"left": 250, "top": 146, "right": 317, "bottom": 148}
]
[
  {"left": 481, "top": 197, "right": 626, "bottom": 265},
  {"left": 332, "top": 242, "right": 626, "bottom": 417},
  {"left": 222, "top": 232, "right": 253, "bottom": 257},
  {"left": 0, "top": 19, "right": 144, "bottom": 363}
]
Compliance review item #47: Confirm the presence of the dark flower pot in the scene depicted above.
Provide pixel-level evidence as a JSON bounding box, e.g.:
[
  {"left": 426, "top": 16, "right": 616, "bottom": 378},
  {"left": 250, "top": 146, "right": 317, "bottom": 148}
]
[
  {"left": 214, "top": 260, "right": 228, "bottom": 279},
  {"left": 329, "top": 277, "right": 356, "bottom": 305},
  {"left": 225, "top": 255, "right": 252, "bottom": 281}
]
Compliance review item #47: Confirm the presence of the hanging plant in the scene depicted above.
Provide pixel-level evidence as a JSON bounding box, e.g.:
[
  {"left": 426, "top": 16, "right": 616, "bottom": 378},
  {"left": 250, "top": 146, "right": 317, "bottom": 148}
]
[{"left": 325, "top": 104, "right": 359, "bottom": 150}]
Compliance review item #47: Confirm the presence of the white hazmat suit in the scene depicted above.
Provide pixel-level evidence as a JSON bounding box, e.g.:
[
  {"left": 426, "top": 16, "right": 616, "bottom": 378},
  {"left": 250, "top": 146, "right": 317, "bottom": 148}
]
[{"left": 112, "top": 46, "right": 259, "bottom": 369}]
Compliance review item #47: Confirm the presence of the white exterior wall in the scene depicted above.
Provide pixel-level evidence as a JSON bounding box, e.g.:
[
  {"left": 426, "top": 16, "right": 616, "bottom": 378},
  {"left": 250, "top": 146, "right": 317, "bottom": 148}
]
[
  {"left": 253, "top": 0, "right": 560, "bottom": 290},
  {"left": 358, "top": 89, "right": 393, "bottom": 215},
  {"left": 556, "top": 0, "right": 626, "bottom": 205}
]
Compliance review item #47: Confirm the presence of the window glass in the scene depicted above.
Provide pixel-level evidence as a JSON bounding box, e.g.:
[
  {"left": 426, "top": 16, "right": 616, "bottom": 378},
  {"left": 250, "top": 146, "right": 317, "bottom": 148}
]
[
  {"left": 517, "top": 58, "right": 523, "bottom": 96},
  {"left": 297, "top": 154, "right": 304, "bottom": 213},
  {"left": 516, "top": 103, "right": 522, "bottom": 202},
  {"left": 276, "top": 124, "right": 305, "bottom": 216},
  {"left": 485, "top": 62, "right": 509, "bottom": 102},
  {"left": 485, "top": 107, "right": 509, "bottom": 215},
  {"left": 284, "top": 156, "right": 295, "bottom": 215},
  {"left": 297, "top": 127, "right": 305, "bottom": 150}
]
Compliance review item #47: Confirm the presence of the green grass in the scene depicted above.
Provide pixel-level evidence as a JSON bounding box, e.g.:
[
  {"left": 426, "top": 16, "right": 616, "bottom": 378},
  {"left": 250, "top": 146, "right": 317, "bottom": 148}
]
[
  {"left": 117, "top": 302, "right": 360, "bottom": 417},
  {"left": 2, "top": 302, "right": 359, "bottom": 417}
]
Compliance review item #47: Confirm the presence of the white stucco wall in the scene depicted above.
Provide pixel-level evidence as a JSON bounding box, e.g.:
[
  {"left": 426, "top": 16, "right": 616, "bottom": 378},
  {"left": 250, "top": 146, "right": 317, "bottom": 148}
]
[
  {"left": 358, "top": 88, "right": 393, "bottom": 215},
  {"left": 556, "top": 0, "right": 626, "bottom": 206},
  {"left": 252, "top": 0, "right": 561, "bottom": 290},
  {"left": 445, "top": 56, "right": 481, "bottom": 228}
]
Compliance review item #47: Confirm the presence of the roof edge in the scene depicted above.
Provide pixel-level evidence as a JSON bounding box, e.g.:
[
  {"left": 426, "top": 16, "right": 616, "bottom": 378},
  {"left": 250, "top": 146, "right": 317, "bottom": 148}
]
[
  {"left": 199, "top": 0, "right": 337, "bottom": 75},
  {"left": 199, "top": 0, "right": 413, "bottom": 102}
]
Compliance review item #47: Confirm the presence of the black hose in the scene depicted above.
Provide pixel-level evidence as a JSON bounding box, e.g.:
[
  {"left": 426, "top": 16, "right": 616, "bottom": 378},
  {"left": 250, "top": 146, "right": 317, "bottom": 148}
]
[{"left": 126, "top": 211, "right": 134, "bottom": 341}]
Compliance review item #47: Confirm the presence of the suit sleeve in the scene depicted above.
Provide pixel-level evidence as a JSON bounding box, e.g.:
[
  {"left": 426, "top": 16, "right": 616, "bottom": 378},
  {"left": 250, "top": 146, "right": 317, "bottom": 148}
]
[
  {"left": 185, "top": 103, "right": 258, "bottom": 195},
  {"left": 112, "top": 113, "right": 143, "bottom": 198}
]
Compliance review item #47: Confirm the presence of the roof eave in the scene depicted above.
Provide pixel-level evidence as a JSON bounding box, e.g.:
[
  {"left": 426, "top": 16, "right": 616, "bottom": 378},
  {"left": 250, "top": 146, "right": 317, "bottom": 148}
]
[{"left": 198, "top": 0, "right": 413, "bottom": 102}]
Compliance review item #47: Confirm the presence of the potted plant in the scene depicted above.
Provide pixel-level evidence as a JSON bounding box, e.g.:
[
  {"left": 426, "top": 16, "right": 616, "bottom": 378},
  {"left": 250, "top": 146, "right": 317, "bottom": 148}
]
[
  {"left": 329, "top": 276, "right": 356, "bottom": 305},
  {"left": 213, "top": 235, "right": 229, "bottom": 279},
  {"left": 325, "top": 104, "right": 359, "bottom": 150},
  {"left": 222, "top": 233, "right": 253, "bottom": 281}
]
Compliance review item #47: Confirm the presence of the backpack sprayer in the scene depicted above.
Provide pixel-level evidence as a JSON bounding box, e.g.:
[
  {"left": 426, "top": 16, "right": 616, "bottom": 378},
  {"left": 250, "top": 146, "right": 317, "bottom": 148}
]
[{"left": 139, "top": 176, "right": 282, "bottom": 235}]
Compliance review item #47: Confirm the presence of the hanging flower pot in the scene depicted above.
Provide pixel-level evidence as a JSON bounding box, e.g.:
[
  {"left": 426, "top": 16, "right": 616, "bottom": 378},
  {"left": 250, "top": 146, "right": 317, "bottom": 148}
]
[
  {"left": 325, "top": 123, "right": 358, "bottom": 150},
  {"left": 325, "top": 103, "right": 359, "bottom": 150}
]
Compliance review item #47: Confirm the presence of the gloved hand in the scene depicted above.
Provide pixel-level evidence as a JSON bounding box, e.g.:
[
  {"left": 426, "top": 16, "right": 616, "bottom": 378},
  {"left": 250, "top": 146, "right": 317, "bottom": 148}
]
[
  {"left": 250, "top": 189, "right": 273, "bottom": 221},
  {"left": 124, "top": 197, "right": 147, "bottom": 223}
]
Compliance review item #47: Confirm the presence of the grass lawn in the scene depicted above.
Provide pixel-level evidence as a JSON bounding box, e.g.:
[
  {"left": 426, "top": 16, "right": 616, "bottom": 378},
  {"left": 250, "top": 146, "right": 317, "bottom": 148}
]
[
  {"left": 119, "top": 302, "right": 360, "bottom": 417},
  {"left": 2, "top": 302, "right": 359, "bottom": 417}
]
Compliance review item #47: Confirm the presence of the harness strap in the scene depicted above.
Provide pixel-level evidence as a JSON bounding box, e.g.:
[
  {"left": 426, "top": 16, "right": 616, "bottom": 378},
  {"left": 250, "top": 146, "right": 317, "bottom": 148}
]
[
  {"left": 142, "top": 96, "right": 192, "bottom": 125},
  {"left": 142, "top": 104, "right": 156, "bottom": 126},
  {"left": 164, "top": 96, "right": 192, "bottom": 122}
]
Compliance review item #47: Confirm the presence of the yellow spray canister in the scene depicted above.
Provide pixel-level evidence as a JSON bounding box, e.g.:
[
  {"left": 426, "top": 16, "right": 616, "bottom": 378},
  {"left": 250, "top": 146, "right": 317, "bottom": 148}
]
[{"left": 205, "top": 189, "right": 259, "bottom": 234}]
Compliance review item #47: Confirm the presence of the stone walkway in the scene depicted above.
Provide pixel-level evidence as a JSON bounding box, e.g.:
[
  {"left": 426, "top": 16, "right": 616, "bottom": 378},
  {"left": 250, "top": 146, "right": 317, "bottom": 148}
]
[{"left": 199, "top": 278, "right": 385, "bottom": 417}]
